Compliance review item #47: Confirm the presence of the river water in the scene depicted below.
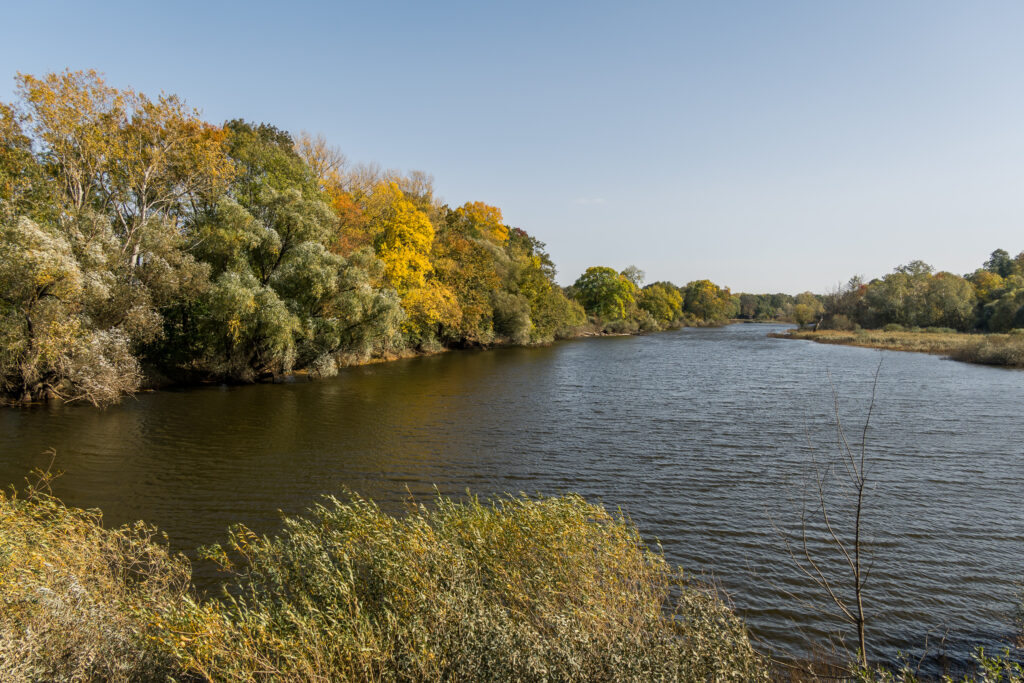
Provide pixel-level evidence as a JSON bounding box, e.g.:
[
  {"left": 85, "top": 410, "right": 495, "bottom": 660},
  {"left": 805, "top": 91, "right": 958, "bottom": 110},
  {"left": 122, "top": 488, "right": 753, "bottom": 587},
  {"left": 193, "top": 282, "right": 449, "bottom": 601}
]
[{"left": 1, "top": 323, "right": 1021, "bottom": 671}]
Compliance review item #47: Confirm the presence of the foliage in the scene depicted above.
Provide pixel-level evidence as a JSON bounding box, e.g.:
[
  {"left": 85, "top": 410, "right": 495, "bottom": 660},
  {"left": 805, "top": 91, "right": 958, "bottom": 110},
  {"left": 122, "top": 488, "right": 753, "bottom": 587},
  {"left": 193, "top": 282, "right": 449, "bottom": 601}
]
[
  {"left": 818, "top": 250, "right": 1024, "bottom": 333},
  {"left": 172, "top": 492, "right": 768, "bottom": 682},
  {"left": 0, "top": 69, "right": 717, "bottom": 405},
  {"left": 0, "top": 471, "right": 190, "bottom": 681},
  {"left": 639, "top": 281, "right": 684, "bottom": 325},
  {"left": 0, "top": 215, "right": 144, "bottom": 405},
  {"left": 682, "top": 279, "right": 734, "bottom": 322},
  {"left": 570, "top": 266, "right": 638, "bottom": 322},
  {"left": 366, "top": 181, "right": 435, "bottom": 295},
  {"left": 0, "top": 480, "right": 769, "bottom": 682}
]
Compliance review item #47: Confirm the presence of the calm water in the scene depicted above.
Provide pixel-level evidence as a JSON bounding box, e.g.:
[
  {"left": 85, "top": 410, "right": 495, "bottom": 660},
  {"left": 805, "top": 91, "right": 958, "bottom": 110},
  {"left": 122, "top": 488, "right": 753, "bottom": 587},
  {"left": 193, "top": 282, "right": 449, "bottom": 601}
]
[{"left": 2, "top": 324, "right": 1022, "bottom": 670}]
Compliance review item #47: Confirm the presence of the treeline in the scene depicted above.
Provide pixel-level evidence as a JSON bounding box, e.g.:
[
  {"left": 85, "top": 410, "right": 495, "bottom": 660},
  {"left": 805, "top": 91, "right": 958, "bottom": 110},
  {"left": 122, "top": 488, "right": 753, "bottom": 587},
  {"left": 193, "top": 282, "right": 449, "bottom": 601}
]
[
  {"left": 0, "top": 71, "right": 735, "bottom": 406},
  {"left": 568, "top": 267, "right": 735, "bottom": 333},
  {"left": 733, "top": 291, "right": 824, "bottom": 325},
  {"left": 816, "top": 250, "right": 1024, "bottom": 332}
]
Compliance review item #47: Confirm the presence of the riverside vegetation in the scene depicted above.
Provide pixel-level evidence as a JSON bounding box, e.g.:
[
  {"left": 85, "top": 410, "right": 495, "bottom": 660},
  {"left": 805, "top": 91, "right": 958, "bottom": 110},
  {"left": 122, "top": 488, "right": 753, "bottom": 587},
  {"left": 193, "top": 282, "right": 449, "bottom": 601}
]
[
  {"left": 0, "top": 472, "right": 768, "bottom": 682},
  {"left": 0, "top": 70, "right": 737, "bottom": 407},
  {"left": 0, "top": 473, "right": 1021, "bottom": 682},
  {"left": 762, "top": 251, "right": 1024, "bottom": 368}
]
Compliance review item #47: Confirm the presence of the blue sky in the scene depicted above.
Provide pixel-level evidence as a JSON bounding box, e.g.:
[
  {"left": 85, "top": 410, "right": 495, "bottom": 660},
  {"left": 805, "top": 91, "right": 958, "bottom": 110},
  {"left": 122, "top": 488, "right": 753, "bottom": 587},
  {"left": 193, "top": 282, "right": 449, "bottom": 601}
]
[{"left": 3, "top": 1, "right": 1024, "bottom": 292}]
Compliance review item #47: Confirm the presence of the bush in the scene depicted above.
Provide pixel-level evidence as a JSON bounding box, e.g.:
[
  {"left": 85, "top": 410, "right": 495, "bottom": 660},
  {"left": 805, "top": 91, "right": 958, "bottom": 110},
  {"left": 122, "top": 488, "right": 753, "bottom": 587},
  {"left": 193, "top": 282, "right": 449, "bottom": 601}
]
[
  {"left": 173, "top": 493, "right": 768, "bottom": 682},
  {"left": 603, "top": 318, "right": 640, "bottom": 335},
  {"left": 882, "top": 323, "right": 905, "bottom": 332},
  {"left": 823, "top": 314, "right": 855, "bottom": 331},
  {"left": 0, "top": 472, "right": 190, "bottom": 681},
  {"left": 0, "top": 483, "right": 768, "bottom": 682}
]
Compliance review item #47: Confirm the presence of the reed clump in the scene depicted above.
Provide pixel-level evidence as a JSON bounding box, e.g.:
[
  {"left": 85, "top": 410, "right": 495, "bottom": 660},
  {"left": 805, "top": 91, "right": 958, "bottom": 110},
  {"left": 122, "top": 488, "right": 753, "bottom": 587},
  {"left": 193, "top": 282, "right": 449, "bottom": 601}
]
[
  {"left": 0, "top": 473, "right": 190, "bottom": 681},
  {"left": 170, "top": 493, "right": 768, "bottom": 681},
  {"left": 0, "top": 483, "right": 768, "bottom": 682}
]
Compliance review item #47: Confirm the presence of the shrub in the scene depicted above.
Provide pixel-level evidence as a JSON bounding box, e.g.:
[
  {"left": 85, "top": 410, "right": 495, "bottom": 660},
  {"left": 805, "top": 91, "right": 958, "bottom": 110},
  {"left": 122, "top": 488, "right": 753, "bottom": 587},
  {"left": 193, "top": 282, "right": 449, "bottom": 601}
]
[
  {"left": 603, "top": 318, "right": 640, "bottom": 335},
  {"left": 0, "top": 472, "right": 190, "bottom": 681},
  {"left": 173, "top": 493, "right": 768, "bottom": 682},
  {"left": 824, "top": 314, "right": 855, "bottom": 331},
  {"left": 882, "top": 323, "right": 904, "bottom": 332}
]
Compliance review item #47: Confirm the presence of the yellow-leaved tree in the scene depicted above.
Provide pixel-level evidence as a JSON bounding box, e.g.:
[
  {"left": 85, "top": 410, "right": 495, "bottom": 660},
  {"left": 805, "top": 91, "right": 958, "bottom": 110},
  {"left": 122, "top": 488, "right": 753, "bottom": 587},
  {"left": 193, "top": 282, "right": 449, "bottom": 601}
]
[
  {"left": 401, "top": 279, "right": 462, "bottom": 344},
  {"left": 365, "top": 181, "right": 434, "bottom": 295},
  {"left": 450, "top": 201, "right": 508, "bottom": 243}
]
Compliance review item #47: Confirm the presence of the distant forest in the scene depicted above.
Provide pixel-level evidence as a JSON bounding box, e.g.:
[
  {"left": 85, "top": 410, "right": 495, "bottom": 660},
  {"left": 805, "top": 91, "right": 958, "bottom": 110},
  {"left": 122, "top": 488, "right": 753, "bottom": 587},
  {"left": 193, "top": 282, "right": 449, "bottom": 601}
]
[{"left": 735, "top": 250, "right": 1024, "bottom": 333}]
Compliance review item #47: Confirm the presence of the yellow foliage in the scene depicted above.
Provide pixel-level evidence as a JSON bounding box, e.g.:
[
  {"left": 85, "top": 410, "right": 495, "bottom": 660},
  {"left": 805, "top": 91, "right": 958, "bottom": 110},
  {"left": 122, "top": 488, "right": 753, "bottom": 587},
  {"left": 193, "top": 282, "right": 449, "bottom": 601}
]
[
  {"left": 453, "top": 201, "right": 508, "bottom": 242},
  {"left": 402, "top": 280, "right": 461, "bottom": 338},
  {"left": 16, "top": 69, "right": 233, "bottom": 241},
  {"left": 366, "top": 181, "right": 434, "bottom": 294}
]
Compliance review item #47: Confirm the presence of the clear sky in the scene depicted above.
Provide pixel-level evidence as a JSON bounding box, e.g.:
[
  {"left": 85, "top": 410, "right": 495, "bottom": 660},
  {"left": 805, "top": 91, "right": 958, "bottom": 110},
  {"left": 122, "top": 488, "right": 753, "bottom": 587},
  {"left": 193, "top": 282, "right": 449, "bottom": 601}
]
[{"left": 3, "top": 1, "right": 1024, "bottom": 292}]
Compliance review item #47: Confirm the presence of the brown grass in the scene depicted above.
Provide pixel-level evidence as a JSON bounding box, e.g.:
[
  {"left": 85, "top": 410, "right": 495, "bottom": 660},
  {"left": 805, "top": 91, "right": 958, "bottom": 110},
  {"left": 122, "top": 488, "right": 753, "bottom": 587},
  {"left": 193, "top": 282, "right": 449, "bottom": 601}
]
[{"left": 770, "top": 329, "right": 1024, "bottom": 369}]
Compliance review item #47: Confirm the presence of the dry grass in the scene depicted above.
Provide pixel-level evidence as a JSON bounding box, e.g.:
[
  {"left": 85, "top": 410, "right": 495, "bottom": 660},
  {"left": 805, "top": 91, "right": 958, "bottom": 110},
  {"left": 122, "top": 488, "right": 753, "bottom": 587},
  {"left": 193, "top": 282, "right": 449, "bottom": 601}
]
[
  {"left": 0, "top": 482, "right": 769, "bottom": 682},
  {"left": 771, "top": 329, "right": 1024, "bottom": 369},
  {"left": 168, "top": 493, "right": 769, "bottom": 682},
  {"left": 0, "top": 471, "right": 191, "bottom": 682}
]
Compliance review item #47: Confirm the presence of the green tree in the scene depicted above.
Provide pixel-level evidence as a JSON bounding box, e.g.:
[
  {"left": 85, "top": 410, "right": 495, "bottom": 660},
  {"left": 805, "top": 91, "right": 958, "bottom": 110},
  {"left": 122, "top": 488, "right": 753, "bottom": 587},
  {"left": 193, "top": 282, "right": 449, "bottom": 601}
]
[
  {"left": 682, "top": 279, "right": 732, "bottom": 321},
  {"left": 639, "top": 282, "right": 683, "bottom": 325},
  {"left": 0, "top": 216, "right": 142, "bottom": 405},
  {"left": 571, "top": 267, "right": 638, "bottom": 321}
]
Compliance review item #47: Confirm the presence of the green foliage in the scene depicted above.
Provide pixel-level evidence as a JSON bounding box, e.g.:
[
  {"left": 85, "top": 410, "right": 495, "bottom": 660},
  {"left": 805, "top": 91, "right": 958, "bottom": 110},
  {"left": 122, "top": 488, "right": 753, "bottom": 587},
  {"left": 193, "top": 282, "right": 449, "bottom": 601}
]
[
  {"left": 683, "top": 279, "right": 733, "bottom": 322},
  {"left": 0, "top": 215, "right": 144, "bottom": 405},
  {"left": 571, "top": 266, "right": 638, "bottom": 321},
  {"left": 639, "top": 281, "right": 684, "bottom": 325}
]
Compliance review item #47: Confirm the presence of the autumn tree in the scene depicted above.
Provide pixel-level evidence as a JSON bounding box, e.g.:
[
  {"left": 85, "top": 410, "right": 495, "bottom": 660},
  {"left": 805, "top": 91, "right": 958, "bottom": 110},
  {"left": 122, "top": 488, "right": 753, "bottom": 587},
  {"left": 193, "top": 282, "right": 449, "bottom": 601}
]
[
  {"left": 365, "top": 181, "right": 434, "bottom": 295},
  {"left": 505, "top": 228, "right": 585, "bottom": 342},
  {"left": 682, "top": 279, "right": 733, "bottom": 321},
  {"left": 181, "top": 121, "right": 403, "bottom": 380},
  {"left": 0, "top": 102, "right": 48, "bottom": 219},
  {"left": 639, "top": 282, "right": 683, "bottom": 325}
]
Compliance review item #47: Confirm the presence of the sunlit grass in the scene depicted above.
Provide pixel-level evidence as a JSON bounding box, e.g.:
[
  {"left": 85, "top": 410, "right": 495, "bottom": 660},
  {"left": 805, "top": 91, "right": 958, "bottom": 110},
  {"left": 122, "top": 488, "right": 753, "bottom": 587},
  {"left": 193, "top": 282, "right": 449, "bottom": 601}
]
[
  {"left": 0, "top": 480, "right": 768, "bottom": 681},
  {"left": 772, "top": 329, "right": 1024, "bottom": 368}
]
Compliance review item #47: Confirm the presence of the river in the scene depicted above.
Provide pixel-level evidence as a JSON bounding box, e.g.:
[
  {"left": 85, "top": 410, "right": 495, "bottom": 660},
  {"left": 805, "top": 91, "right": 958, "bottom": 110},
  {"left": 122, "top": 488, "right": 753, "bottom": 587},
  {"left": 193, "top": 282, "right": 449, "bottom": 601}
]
[{"left": 1, "top": 323, "right": 1021, "bottom": 671}]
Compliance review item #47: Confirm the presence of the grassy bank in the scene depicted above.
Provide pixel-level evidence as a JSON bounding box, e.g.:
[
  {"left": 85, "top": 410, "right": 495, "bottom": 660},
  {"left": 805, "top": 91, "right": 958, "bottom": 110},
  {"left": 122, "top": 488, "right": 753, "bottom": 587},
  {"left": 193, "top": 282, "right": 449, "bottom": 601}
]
[
  {"left": 0, "top": 476, "right": 766, "bottom": 682},
  {"left": 770, "top": 328, "right": 1024, "bottom": 369}
]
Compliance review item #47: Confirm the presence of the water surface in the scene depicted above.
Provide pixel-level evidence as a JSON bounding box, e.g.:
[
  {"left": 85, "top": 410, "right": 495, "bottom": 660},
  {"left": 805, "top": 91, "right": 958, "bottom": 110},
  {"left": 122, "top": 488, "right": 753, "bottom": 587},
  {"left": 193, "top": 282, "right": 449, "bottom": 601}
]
[{"left": 2, "top": 324, "right": 1021, "bottom": 671}]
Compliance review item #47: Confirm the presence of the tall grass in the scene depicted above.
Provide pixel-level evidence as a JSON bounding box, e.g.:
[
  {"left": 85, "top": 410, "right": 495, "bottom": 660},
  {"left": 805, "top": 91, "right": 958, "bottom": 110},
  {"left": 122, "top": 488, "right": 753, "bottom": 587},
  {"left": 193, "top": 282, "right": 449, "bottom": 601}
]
[
  {"left": 0, "top": 472, "right": 189, "bottom": 681},
  {"left": 0, "top": 482, "right": 769, "bottom": 682},
  {"left": 170, "top": 493, "right": 768, "bottom": 681}
]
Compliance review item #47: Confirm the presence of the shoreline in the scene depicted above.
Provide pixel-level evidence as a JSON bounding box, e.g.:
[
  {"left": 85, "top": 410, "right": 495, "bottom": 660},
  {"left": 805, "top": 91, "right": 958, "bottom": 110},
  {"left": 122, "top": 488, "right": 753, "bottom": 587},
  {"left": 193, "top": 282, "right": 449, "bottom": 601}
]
[
  {"left": 9, "top": 322, "right": 715, "bottom": 407},
  {"left": 770, "top": 328, "right": 1024, "bottom": 369}
]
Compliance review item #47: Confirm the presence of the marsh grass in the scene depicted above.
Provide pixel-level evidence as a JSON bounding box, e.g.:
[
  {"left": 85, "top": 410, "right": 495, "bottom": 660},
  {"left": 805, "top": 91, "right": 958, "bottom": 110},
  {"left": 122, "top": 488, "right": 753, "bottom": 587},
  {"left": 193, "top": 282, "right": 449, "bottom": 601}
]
[
  {"left": 0, "top": 471, "right": 190, "bottom": 681},
  {"left": 771, "top": 329, "right": 1024, "bottom": 369},
  {"left": 169, "top": 493, "right": 769, "bottom": 682},
  {"left": 0, "top": 482, "right": 768, "bottom": 682}
]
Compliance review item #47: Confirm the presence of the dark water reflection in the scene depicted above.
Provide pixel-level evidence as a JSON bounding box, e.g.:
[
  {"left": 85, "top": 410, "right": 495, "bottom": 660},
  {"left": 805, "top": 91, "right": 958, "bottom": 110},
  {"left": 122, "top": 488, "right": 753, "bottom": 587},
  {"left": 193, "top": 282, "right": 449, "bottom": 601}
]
[{"left": 1, "top": 324, "right": 1022, "bottom": 671}]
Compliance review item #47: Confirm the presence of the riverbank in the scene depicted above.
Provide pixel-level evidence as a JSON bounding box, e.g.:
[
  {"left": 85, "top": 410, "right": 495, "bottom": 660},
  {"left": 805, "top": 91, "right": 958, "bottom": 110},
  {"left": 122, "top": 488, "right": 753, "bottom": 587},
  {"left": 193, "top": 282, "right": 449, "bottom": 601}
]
[
  {"left": 8, "top": 319, "right": 719, "bottom": 406},
  {"left": 770, "top": 328, "right": 1024, "bottom": 369},
  {"left": 0, "top": 478, "right": 767, "bottom": 682}
]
